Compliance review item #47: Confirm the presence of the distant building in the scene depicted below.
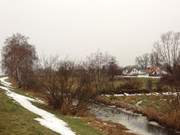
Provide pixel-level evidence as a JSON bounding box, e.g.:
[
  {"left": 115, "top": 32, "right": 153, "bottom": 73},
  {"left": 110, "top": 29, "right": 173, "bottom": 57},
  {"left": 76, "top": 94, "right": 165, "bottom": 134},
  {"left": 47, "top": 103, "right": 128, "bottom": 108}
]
[
  {"left": 129, "top": 68, "right": 140, "bottom": 76},
  {"left": 122, "top": 67, "right": 146, "bottom": 76},
  {"left": 145, "top": 66, "right": 168, "bottom": 76},
  {"left": 122, "top": 66, "right": 165, "bottom": 77},
  {"left": 145, "top": 66, "right": 161, "bottom": 76}
]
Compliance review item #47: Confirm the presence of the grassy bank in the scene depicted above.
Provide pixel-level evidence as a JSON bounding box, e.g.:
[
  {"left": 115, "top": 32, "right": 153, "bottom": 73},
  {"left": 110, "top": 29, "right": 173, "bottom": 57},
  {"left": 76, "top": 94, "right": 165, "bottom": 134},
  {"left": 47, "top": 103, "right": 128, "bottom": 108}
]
[{"left": 0, "top": 90, "right": 59, "bottom": 135}]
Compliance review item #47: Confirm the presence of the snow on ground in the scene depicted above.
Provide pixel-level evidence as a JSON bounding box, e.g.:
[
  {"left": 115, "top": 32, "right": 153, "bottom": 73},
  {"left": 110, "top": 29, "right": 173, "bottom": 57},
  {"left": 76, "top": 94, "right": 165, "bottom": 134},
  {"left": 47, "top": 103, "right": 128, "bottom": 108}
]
[
  {"left": 0, "top": 77, "right": 76, "bottom": 135},
  {"left": 135, "top": 100, "right": 143, "bottom": 107},
  {"left": 104, "top": 92, "right": 180, "bottom": 97},
  {"left": 118, "top": 75, "right": 161, "bottom": 79}
]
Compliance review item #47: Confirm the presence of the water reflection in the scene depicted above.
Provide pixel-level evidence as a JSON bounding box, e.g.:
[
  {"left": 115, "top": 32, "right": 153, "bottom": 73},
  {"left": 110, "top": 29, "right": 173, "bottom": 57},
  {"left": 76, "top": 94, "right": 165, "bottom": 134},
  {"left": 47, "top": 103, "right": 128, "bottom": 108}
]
[{"left": 90, "top": 104, "right": 180, "bottom": 135}]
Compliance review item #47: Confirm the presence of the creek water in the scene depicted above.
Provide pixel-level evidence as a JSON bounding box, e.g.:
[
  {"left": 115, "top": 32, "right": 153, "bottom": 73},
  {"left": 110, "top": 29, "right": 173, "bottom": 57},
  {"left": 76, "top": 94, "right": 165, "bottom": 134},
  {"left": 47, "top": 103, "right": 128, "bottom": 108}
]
[{"left": 90, "top": 104, "right": 180, "bottom": 135}]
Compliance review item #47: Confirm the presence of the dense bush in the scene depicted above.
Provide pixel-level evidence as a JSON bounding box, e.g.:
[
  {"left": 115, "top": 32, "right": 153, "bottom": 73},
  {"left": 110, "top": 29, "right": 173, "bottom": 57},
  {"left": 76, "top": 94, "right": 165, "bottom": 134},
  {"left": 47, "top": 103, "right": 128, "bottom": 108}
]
[
  {"left": 146, "top": 79, "right": 153, "bottom": 91},
  {"left": 119, "top": 79, "right": 142, "bottom": 91}
]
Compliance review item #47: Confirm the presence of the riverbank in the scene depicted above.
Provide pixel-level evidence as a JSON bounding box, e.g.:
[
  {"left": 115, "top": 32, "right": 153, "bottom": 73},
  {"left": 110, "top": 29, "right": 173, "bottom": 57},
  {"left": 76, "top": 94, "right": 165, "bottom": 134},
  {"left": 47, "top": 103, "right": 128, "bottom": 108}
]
[
  {"left": 32, "top": 96, "right": 136, "bottom": 135},
  {"left": 96, "top": 95, "right": 180, "bottom": 132},
  {"left": 36, "top": 102, "right": 136, "bottom": 135}
]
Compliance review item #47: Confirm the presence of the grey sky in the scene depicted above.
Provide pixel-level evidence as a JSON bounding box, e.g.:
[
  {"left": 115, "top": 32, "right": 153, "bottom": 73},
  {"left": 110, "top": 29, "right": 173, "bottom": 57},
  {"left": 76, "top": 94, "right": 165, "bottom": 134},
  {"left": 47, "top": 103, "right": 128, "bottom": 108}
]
[{"left": 0, "top": 0, "right": 180, "bottom": 65}]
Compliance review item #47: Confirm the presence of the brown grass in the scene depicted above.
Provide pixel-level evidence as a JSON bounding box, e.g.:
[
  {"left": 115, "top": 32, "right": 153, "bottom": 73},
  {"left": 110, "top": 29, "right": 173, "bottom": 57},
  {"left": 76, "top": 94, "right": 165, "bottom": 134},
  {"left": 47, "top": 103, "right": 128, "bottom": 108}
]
[
  {"left": 83, "top": 117, "right": 136, "bottom": 135},
  {"left": 162, "top": 111, "right": 180, "bottom": 130}
]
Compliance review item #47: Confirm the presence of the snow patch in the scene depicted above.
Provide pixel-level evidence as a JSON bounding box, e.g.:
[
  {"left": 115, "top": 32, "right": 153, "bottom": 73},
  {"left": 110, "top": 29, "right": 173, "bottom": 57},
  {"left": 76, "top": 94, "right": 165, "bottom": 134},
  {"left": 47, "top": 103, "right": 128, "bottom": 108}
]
[
  {"left": 104, "top": 92, "right": 180, "bottom": 97},
  {"left": 149, "top": 121, "right": 162, "bottom": 128},
  {"left": 135, "top": 100, "right": 143, "bottom": 107}
]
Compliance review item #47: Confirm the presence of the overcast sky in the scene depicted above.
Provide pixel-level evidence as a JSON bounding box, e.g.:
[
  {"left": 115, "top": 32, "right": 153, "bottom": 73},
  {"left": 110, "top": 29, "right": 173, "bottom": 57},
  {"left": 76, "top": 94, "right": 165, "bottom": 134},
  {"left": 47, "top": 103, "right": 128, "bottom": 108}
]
[{"left": 0, "top": 0, "right": 180, "bottom": 65}]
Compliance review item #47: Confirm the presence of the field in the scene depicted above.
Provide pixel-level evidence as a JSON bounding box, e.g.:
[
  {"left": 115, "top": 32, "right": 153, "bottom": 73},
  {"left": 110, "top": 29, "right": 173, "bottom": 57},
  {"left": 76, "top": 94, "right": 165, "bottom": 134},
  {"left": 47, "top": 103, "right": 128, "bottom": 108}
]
[{"left": 102, "top": 77, "right": 160, "bottom": 94}]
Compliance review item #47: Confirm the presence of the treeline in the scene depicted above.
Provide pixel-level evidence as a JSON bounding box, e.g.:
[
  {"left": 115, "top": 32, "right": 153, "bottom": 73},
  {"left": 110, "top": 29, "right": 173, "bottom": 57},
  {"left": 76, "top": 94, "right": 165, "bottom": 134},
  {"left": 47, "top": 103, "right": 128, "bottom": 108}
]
[
  {"left": 1, "top": 33, "right": 122, "bottom": 114},
  {"left": 136, "top": 32, "right": 180, "bottom": 68},
  {"left": 1, "top": 32, "right": 180, "bottom": 114},
  {"left": 136, "top": 31, "right": 180, "bottom": 87}
]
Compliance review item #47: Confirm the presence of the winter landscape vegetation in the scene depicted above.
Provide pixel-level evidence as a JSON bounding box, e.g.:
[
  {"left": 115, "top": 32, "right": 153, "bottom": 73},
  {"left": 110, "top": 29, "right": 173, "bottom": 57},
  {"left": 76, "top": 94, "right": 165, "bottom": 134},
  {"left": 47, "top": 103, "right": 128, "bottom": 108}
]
[{"left": 0, "top": 1, "right": 180, "bottom": 135}]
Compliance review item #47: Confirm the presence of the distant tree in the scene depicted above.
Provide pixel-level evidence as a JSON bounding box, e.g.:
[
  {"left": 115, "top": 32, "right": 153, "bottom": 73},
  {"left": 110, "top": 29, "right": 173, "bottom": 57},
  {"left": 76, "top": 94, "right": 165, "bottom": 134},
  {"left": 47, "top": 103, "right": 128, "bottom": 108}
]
[
  {"left": 153, "top": 31, "right": 180, "bottom": 70},
  {"left": 135, "top": 53, "right": 150, "bottom": 69},
  {"left": 149, "top": 52, "right": 161, "bottom": 67},
  {"left": 106, "top": 57, "right": 120, "bottom": 81},
  {"left": 86, "top": 51, "right": 115, "bottom": 92},
  {"left": 1, "top": 33, "right": 37, "bottom": 88}
]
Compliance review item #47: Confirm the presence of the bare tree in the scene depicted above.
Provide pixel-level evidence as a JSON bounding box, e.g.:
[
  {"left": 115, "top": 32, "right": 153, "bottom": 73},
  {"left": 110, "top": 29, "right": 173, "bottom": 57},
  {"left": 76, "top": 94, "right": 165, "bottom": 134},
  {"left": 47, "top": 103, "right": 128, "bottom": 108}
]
[
  {"left": 135, "top": 53, "right": 150, "bottom": 69},
  {"left": 1, "top": 33, "right": 37, "bottom": 88},
  {"left": 153, "top": 31, "right": 180, "bottom": 68},
  {"left": 106, "top": 57, "right": 120, "bottom": 81},
  {"left": 149, "top": 52, "right": 161, "bottom": 67},
  {"left": 38, "top": 57, "right": 74, "bottom": 109},
  {"left": 86, "top": 51, "right": 115, "bottom": 92}
]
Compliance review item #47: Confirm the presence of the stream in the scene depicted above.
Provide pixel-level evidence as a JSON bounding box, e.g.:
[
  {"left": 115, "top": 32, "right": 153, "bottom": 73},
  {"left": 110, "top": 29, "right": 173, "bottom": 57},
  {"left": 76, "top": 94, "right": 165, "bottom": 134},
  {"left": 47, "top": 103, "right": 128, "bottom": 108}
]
[{"left": 90, "top": 103, "right": 180, "bottom": 135}]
